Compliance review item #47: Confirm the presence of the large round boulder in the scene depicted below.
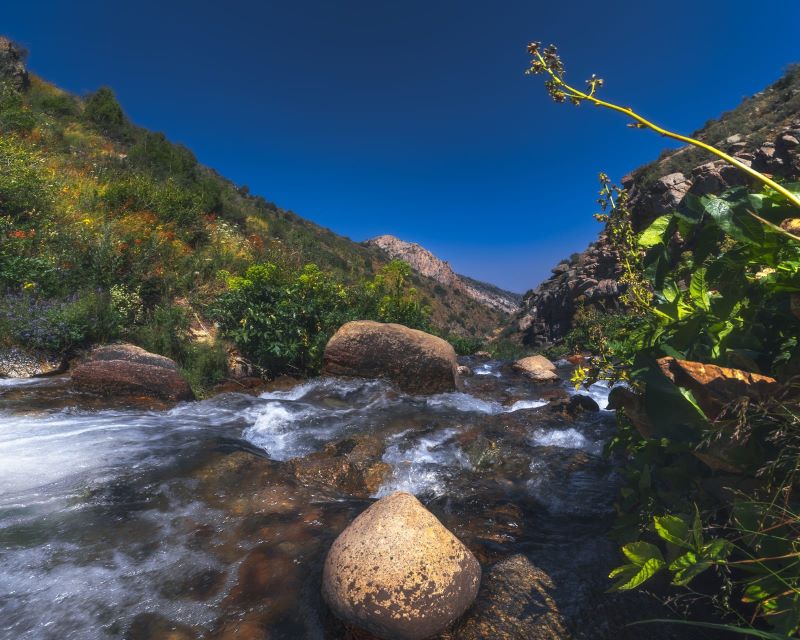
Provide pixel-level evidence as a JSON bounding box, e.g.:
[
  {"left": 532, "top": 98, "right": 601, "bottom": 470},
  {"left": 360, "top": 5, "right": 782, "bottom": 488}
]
[
  {"left": 322, "top": 491, "right": 481, "bottom": 640},
  {"left": 71, "top": 343, "right": 194, "bottom": 401},
  {"left": 322, "top": 321, "right": 458, "bottom": 394}
]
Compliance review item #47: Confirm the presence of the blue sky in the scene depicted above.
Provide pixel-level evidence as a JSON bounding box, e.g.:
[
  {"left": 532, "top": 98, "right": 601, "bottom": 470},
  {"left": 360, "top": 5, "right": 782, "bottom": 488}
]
[{"left": 4, "top": 1, "right": 799, "bottom": 292}]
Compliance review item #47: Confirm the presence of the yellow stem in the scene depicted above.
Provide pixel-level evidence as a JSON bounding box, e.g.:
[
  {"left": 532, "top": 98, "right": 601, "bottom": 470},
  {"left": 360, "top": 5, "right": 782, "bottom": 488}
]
[{"left": 535, "top": 52, "right": 800, "bottom": 210}]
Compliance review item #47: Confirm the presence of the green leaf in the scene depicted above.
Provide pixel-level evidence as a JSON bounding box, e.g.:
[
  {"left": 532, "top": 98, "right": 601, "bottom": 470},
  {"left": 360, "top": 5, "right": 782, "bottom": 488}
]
[
  {"left": 702, "top": 538, "right": 733, "bottom": 561},
  {"left": 654, "top": 515, "right": 692, "bottom": 549},
  {"left": 614, "top": 557, "right": 666, "bottom": 590},
  {"left": 668, "top": 551, "right": 711, "bottom": 585},
  {"left": 638, "top": 214, "right": 672, "bottom": 248},
  {"left": 622, "top": 541, "right": 664, "bottom": 565},
  {"left": 689, "top": 267, "right": 710, "bottom": 311}
]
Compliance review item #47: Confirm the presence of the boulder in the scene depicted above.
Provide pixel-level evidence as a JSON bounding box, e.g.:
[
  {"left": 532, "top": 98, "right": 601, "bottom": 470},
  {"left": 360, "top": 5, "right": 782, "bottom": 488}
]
[
  {"left": 71, "top": 343, "right": 194, "bottom": 401},
  {"left": 512, "top": 355, "right": 560, "bottom": 384},
  {"left": 452, "top": 554, "right": 568, "bottom": 639},
  {"left": 322, "top": 321, "right": 458, "bottom": 394},
  {"left": 656, "top": 357, "right": 777, "bottom": 419},
  {"left": 457, "top": 365, "right": 472, "bottom": 377},
  {"left": 322, "top": 492, "right": 481, "bottom": 640}
]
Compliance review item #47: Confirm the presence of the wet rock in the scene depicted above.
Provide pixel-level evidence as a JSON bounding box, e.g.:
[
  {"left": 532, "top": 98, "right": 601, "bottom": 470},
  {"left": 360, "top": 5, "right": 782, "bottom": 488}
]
[
  {"left": 549, "top": 394, "right": 600, "bottom": 416},
  {"left": 193, "top": 451, "right": 301, "bottom": 517},
  {"left": 607, "top": 387, "right": 653, "bottom": 439},
  {"left": 457, "top": 365, "right": 472, "bottom": 377},
  {"left": 322, "top": 492, "right": 481, "bottom": 640},
  {"left": 323, "top": 321, "right": 458, "bottom": 394},
  {"left": 71, "top": 344, "right": 194, "bottom": 401},
  {"left": 473, "top": 351, "right": 491, "bottom": 359},
  {"left": 512, "top": 355, "right": 560, "bottom": 384},
  {"left": 290, "top": 436, "right": 391, "bottom": 498},
  {"left": 452, "top": 554, "right": 568, "bottom": 639},
  {"left": 656, "top": 356, "right": 777, "bottom": 419},
  {"left": 125, "top": 612, "right": 198, "bottom": 640}
]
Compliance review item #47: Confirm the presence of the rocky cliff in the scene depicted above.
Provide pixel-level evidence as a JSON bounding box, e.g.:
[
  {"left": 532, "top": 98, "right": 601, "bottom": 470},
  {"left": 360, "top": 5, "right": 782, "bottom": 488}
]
[
  {"left": 367, "top": 235, "right": 521, "bottom": 315},
  {"left": 515, "top": 64, "right": 800, "bottom": 346}
]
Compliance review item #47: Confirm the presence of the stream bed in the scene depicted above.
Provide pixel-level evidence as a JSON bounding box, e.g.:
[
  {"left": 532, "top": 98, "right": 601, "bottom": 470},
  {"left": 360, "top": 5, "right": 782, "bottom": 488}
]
[{"left": 0, "top": 359, "right": 697, "bottom": 639}]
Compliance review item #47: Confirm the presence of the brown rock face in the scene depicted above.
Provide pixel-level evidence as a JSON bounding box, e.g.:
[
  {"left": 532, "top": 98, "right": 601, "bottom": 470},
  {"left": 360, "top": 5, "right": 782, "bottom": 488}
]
[
  {"left": 322, "top": 321, "right": 458, "bottom": 395},
  {"left": 512, "top": 355, "right": 560, "bottom": 384},
  {"left": 453, "top": 554, "right": 568, "bottom": 639},
  {"left": 656, "top": 357, "right": 777, "bottom": 419},
  {"left": 322, "top": 492, "right": 481, "bottom": 640},
  {"left": 71, "top": 343, "right": 194, "bottom": 401},
  {"left": 0, "top": 37, "right": 29, "bottom": 90}
]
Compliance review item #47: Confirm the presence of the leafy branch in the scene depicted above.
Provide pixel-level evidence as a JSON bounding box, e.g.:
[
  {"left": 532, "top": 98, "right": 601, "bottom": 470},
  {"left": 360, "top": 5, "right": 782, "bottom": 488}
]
[{"left": 525, "top": 42, "right": 800, "bottom": 212}]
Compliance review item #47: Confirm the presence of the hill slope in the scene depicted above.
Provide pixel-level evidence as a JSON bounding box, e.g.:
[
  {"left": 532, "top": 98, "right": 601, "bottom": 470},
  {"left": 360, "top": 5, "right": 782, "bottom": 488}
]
[
  {"left": 511, "top": 64, "right": 800, "bottom": 346},
  {"left": 367, "top": 235, "right": 521, "bottom": 314},
  {"left": 0, "top": 37, "right": 505, "bottom": 343}
]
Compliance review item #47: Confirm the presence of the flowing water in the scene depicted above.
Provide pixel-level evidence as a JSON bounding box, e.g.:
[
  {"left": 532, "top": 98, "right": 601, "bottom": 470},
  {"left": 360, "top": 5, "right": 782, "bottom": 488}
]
[{"left": 0, "top": 359, "right": 661, "bottom": 639}]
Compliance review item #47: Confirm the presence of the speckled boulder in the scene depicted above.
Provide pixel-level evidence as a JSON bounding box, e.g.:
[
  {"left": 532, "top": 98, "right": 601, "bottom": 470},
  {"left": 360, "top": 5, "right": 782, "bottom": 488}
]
[
  {"left": 71, "top": 343, "right": 194, "bottom": 401},
  {"left": 322, "top": 492, "right": 481, "bottom": 640},
  {"left": 322, "top": 321, "right": 458, "bottom": 394}
]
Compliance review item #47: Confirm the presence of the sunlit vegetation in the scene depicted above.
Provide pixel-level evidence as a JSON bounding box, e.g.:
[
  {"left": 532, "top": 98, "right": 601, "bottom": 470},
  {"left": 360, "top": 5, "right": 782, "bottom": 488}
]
[
  {"left": 527, "top": 43, "right": 800, "bottom": 635},
  {"left": 0, "top": 68, "right": 500, "bottom": 389}
]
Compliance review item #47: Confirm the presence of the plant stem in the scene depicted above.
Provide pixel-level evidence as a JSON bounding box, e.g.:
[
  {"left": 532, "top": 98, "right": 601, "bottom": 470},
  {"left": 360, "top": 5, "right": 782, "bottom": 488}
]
[{"left": 534, "top": 52, "right": 800, "bottom": 211}]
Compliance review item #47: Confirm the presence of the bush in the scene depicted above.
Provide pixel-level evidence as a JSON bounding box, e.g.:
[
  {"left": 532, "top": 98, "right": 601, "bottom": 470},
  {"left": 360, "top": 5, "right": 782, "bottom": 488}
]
[
  {"left": 83, "top": 87, "right": 128, "bottom": 137},
  {"left": 447, "top": 334, "right": 484, "bottom": 356},
  {"left": 131, "top": 303, "right": 229, "bottom": 395},
  {"left": 0, "top": 291, "right": 122, "bottom": 354},
  {"left": 214, "top": 260, "right": 431, "bottom": 377}
]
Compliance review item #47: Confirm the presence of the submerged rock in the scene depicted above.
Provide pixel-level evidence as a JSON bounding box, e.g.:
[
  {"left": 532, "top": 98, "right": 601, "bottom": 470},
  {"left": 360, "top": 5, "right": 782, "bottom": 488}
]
[
  {"left": 322, "top": 492, "right": 481, "bottom": 640},
  {"left": 290, "top": 435, "right": 391, "bottom": 498},
  {"left": 453, "top": 554, "right": 568, "bottom": 639},
  {"left": 71, "top": 343, "right": 194, "bottom": 401},
  {"left": 512, "top": 355, "right": 560, "bottom": 384},
  {"left": 322, "top": 321, "right": 458, "bottom": 394}
]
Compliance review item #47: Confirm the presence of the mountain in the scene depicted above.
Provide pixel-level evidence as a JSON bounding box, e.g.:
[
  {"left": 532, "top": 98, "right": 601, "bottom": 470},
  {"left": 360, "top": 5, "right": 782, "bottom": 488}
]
[
  {"left": 511, "top": 64, "right": 800, "bottom": 346},
  {"left": 366, "top": 235, "right": 521, "bottom": 315},
  {"left": 0, "top": 37, "right": 506, "bottom": 341}
]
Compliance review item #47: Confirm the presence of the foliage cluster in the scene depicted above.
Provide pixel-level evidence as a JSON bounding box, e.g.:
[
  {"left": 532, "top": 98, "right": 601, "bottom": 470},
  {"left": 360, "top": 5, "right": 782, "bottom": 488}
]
[
  {"left": 527, "top": 43, "right": 800, "bottom": 635},
  {"left": 213, "top": 260, "right": 431, "bottom": 376}
]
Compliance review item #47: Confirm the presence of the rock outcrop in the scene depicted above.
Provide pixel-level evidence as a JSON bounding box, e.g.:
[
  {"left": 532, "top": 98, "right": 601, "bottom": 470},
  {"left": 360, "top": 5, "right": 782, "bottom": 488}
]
[
  {"left": 367, "top": 235, "right": 521, "bottom": 315},
  {"left": 322, "top": 321, "right": 459, "bottom": 394},
  {"left": 0, "top": 37, "right": 29, "bottom": 90},
  {"left": 71, "top": 343, "right": 194, "bottom": 401},
  {"left": 513, "top": 65, "right": 800, "bottom": 346},
  {"left": 322, "top": 492, "right": 481, "bottom": 640}
]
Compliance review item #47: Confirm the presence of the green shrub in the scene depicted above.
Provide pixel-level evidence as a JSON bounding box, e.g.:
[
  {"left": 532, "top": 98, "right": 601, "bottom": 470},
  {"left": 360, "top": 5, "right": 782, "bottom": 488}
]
[
  {"left": 447, "top": 334, "right": 484, "bottom": 356},
  {"left": 214, "top": 260, "right": 431, "bottom": 377},
  {"left": 83, "top": 87, "right": 129, "bottom": 137}
]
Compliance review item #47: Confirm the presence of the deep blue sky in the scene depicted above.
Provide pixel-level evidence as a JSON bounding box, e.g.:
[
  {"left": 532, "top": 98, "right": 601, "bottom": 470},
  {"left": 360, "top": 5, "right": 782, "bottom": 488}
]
[{"left": 4, "top": 1, "right": 799, "bottom": 292}]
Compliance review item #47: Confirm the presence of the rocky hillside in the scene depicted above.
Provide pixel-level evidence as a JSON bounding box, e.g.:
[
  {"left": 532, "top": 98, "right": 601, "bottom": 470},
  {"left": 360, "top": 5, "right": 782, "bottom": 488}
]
[
  {"left": 514, "top": 64, "right": 800, "bottom": 346},
  {"left": 0, "top": 37, "right": 506, "bottom": 341},
  {"left": 367, "top": 235, "right": 521, "bottom": 315}
]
